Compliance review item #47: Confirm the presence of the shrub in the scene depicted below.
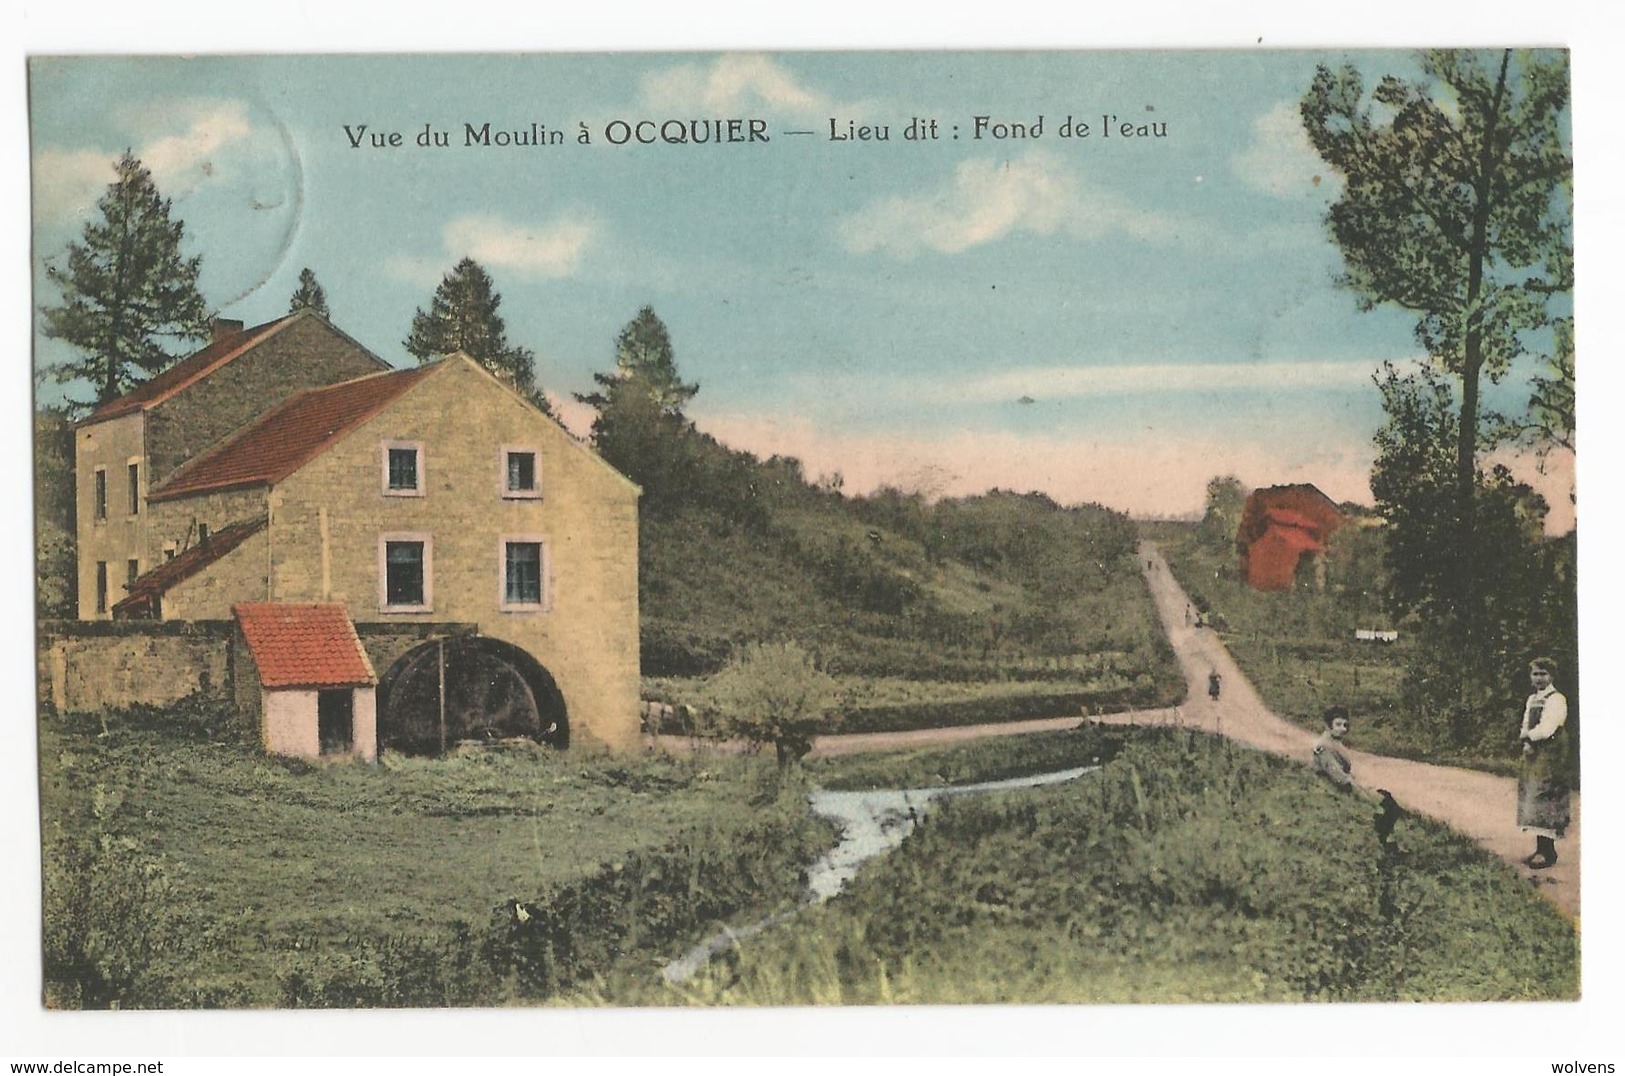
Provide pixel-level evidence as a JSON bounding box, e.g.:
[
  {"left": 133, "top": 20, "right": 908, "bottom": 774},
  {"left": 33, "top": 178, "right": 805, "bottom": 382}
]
[
  {"left": 703, "top": 642, "right": 840, "bottom": 769},
  {"left": 42, "top": 809, "right": 192, "bottom": 1009}
]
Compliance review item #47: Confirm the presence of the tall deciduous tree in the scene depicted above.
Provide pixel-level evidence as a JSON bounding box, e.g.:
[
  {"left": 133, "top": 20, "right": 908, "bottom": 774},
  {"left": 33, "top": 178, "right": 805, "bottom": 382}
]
[
  {"left": 404, "top": 258, "right": 550, "bottom": 414},
  {"left": 287, "top": 267, "right": 331, "bottom": 319},
  {"left": 1524, "top": 315, "right": 1575, "bottom": 460},
  {"left": 1369, "top": 363, "right": 1563, "bottom": 747},
  {"left": 1301, "top": 50, "right": 1572, "bottom": 504},
  {"left": 1201, "top": 475, "right": 1248, "bottom": 550},
  {"left": 41, "top": 151, "right": 211, "bottom": 406}
]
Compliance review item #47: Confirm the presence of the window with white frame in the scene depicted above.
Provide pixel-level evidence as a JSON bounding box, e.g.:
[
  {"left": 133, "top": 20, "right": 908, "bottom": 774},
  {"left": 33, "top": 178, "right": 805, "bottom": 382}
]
[
  {"left": 501, "top": 447, "right": 541, "bottom": 499},
  {"left": 379, "top": 534, "right": 432, "bottom": 611},
  {"left": 500, "top": 537, "right": 547, "bottom": 611},
  {"left": 382, "top": 441, "right": 424, "bottom": 496},
  {"left": 93, "top": 468, "right": 107, "bottom": 522},
  {"left": 95, "top": 562, "right": 108, "bottom": 615}
]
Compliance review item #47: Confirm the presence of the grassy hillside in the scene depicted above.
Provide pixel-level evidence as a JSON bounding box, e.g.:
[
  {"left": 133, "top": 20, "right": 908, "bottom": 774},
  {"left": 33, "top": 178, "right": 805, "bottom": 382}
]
[{"left": 637, "top": 436, "right": 1181, "bottom": 727}]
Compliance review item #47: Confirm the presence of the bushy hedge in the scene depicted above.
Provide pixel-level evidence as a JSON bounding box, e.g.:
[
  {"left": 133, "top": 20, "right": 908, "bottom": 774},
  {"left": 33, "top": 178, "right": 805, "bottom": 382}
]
[
  {"left": 832, "top": 686, "right": 1156, "bottom": 736},
  {"left": 642, "top": 617, "right": 736, "bottom": 677}
]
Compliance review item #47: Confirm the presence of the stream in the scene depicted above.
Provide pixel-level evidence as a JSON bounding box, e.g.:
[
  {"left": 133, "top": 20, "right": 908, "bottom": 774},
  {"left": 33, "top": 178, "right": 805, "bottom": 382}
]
[{"left": 661, "top": 765, "right": 1097, "bottom": 984}]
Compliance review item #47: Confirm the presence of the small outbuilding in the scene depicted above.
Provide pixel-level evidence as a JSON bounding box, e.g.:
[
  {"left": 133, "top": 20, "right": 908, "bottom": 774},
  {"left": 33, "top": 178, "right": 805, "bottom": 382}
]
[
  {"left": 234, "top": 602, "right": 379, "bottom": 761},
  {"left": 1236, "top": 484, "right": 1345, "bottom": 592}
]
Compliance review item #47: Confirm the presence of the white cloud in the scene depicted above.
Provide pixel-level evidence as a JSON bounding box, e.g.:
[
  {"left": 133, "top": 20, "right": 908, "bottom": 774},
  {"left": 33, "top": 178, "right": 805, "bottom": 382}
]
[
  {"left": 1231, "top": 101, "right": 1338, "bottom": 199},
  {"left": 442, "top": 212, "right": 598, "bottom": 279},
  {"left": 32, "top": 99, "right": 258, "bottom": 223},
  {"left": 385, "top": 211, "right": 600, "bottom": 287},
  {"left": 913, "top": 358, "right": 1395, "bottom": 405},
  {"left": 837, "top": 149, "right": 1186, "bottom": 258},
  {"left": 139, "top": 101, "right": 254, "bottom": 191},
  {"left": 640, "top": 54, "right": 858, "bottom": 123},
  {"left": 31, "top": 147, "right": 117, "bottom": 222}
]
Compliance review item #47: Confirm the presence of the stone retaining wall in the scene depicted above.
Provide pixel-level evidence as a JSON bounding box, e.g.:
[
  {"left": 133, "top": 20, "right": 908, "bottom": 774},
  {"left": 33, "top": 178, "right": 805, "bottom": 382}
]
[{"left": 37, "top": 619, "right": 479, "bottom": 718}]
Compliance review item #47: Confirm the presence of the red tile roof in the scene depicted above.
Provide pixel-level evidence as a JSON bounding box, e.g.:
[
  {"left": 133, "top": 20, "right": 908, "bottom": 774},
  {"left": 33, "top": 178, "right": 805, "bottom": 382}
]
[
  {"left": 82, "top": 317, "right": 298, "bottom": 424},
  {"left": 112, "top": 516, "right": 269, "bottom": 619},
  {"left": 149, "top": 364, "right": 440, "bottom": 503},
  {"left": 234, "top": 602, "right": 377, "bottom": 689}
]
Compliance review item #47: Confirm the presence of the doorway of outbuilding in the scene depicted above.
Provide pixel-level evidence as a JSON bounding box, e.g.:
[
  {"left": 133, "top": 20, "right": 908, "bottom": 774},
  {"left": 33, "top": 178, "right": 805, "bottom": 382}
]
[{"left": 318, "top": 689, "right": 355, "bottom": 755}]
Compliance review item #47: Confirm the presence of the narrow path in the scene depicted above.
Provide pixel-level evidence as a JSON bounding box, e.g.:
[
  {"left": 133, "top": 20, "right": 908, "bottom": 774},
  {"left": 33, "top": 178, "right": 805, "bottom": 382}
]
[
  {"left": 1133, "top": 540, "right": 1579, "bottom": 921},
  {"left": 647, "top": 542, "right": 1578, "bottom": 919}
]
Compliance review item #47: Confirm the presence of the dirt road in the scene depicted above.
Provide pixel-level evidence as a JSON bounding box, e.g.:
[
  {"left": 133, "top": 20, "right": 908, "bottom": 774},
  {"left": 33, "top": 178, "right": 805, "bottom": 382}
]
[
  {"left": 1123, "top": 540, "right": 1579, "bottom": 920},
  {"left": 650, "top": 541, "right": 1579, "bottom": 918}
]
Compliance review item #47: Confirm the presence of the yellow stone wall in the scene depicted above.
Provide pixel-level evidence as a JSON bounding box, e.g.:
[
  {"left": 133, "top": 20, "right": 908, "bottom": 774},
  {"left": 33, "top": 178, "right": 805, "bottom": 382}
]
[
  {"left": 38, "top": 625, "right": 232, "bottom": 713},
  {"left": 141, "top": 487, "right": 274, "bottom": 619},
  {"left": 265, "top": 358, "right": 641, "bottom": 749},
  {"left": 74, "top": 411, "right": 147, "bottom": 619}
]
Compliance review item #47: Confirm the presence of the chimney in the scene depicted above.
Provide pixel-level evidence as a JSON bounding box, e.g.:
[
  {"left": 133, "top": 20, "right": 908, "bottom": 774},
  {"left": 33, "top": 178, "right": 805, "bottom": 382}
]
[{"left": 210, "top": 318, "right": 245, "bottom": 343}]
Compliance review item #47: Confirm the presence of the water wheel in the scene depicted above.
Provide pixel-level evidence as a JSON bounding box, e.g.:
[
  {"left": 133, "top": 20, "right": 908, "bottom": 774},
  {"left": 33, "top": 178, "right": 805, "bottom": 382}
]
[{"left": 378, "top": 637, "right": 567, "bottom": 754}]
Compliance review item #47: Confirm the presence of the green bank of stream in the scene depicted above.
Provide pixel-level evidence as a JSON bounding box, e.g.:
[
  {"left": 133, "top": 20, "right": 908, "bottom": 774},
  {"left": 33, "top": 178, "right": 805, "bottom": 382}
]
[{"left": 662, "top": 765, "right": 1098, "bottom": 983}]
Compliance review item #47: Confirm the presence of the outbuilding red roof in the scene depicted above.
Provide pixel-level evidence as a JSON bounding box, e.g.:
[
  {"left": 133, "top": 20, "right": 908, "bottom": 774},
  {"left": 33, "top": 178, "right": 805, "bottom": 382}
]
[
  {"left": 82, "top": 317, "right": 298, "bottom": 424},
  {"left": 149, "top": 363, "right": 439, "bottom": 503},
  {"left": 233, "top": 602, "right": 377, "bottom": 689}
]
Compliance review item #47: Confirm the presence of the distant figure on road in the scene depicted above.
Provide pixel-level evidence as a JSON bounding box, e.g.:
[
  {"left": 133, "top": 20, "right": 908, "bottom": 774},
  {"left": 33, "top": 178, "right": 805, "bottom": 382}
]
[
  {"left": 1207, "top": 671, "right": 1222, "bottom": 701},
  {"left": 1311, "top": 706, "right": 1355, "bottom": 791},
  {"left": 1185, "top": 603, "right": 1193, "bottom": 625},
  {"left": 1518, "top": 657, "right": 1572, "bottom": 870}
]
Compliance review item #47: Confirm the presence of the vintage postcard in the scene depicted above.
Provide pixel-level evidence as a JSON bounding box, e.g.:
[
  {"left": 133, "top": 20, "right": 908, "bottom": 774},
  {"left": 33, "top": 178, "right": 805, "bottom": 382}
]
[{"left": 26, "top": 47, "right": 1581, "bottom": 1026}]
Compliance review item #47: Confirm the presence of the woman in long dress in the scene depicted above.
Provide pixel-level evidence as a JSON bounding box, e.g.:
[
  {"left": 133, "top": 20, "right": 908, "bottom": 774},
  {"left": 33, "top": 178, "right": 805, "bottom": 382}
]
[{"left": 1518, "top": 657, "right": 1572, "bottom": 870}]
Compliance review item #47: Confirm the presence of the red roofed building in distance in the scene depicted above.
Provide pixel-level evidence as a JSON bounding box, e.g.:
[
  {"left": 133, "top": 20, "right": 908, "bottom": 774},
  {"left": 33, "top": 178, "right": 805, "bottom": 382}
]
[{"left": 1236, "top": 484, "right": 1346, "bottom": 591}]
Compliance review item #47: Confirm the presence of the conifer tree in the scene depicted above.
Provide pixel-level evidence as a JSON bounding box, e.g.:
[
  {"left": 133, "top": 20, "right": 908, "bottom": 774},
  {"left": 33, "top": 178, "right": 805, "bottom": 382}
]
[
  {"left": 404, "top": 257, "right": 550, "bottom": 413},
  {"left": 287, "top": 267, "right": 330, "bottom": 319},
  {"left": 578, "top": 306, "right": 700, "bottom": 511},
  {"left": 41, "top": 151, "right": 210, "bottom": 406},
  {"left": 607, "top": 305, "right": 697, "bottom": 414}
]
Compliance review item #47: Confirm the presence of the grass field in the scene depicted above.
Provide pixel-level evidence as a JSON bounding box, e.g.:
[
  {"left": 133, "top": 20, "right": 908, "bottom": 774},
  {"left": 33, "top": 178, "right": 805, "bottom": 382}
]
[
  {"left": 39, "top": 706, "right": 1573, "bottom": 1008},
  {"left": 38, "top": 706, "right": 827, "bottom": 1008}
]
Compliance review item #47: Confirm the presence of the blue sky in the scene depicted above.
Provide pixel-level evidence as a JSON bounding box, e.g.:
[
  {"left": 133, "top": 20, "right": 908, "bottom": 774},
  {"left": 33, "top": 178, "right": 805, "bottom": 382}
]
[{"left": 28, "top": 49, "right": 1571, "bottom": 520}]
